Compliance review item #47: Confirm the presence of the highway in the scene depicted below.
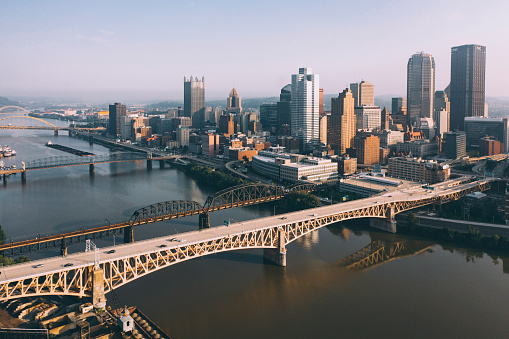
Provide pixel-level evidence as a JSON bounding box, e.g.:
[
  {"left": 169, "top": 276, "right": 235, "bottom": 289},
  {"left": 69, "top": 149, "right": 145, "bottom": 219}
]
[{"left": 0, "top": 175, "right": 491, "bottom": 285}]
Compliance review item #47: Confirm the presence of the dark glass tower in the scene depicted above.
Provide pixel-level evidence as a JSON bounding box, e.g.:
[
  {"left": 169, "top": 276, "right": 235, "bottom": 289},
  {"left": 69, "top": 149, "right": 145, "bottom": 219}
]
[
  {"left": 277, "top": 84, "right": 292, "bottom": 135},
  {"left": 184, "top": 76, "right": 205, "bottom": 129},
  {"left": 108, "top": 102, "right": 126, "bottom": 137},
  {"left": 450, "top": 44, "right": 486, "bottom": 131}
]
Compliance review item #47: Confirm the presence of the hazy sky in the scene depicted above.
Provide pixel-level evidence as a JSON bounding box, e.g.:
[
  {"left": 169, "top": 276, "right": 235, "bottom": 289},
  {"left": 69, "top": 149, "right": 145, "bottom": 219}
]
[{"left": 1, "top": 0, "right": 507, "bottom": 103}]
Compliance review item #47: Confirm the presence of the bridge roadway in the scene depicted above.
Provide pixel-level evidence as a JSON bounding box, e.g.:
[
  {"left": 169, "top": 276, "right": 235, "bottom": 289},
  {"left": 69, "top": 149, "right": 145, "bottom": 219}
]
[{"left": 0, "top": 176, "right": 493, "bottom": 302}]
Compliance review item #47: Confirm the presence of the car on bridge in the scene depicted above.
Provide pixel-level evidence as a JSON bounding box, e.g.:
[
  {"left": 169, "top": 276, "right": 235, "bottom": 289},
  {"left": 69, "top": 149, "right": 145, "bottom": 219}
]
[
  {"left": 159, "top": 244, "right": 167, "bottom": 248},
  {"left": 33, "top": 264, "right": 44, "bottom": 268},
  {"left": 107, "top": 250, "right": 116, "bottom": 254},
  {"left": 63, "top": 263, "right": 73, "bottom": 267}
]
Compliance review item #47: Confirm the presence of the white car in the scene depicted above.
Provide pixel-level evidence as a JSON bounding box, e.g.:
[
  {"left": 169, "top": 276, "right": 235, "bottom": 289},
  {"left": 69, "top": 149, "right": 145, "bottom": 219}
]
[{"left": 33, "top": 264, "right": 44, "bottom": 268}]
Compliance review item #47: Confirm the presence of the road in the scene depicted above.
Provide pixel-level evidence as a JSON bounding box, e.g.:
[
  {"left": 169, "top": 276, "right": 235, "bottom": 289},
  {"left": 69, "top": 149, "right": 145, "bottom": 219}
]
[{"left": 1, "top": 175, "right": 490, "bottom": 284}]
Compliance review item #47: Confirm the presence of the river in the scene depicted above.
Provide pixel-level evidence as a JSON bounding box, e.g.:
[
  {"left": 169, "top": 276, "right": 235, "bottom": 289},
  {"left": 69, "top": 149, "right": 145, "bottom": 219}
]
[{"left": 1, "top": 118, "right": 509, "bottom": 338}]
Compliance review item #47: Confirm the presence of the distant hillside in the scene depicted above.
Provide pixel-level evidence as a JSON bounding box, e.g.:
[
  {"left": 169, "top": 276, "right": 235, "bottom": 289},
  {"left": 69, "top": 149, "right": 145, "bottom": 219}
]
[{"left": 0, "top": 96, "right": 20, "bottom": 107}]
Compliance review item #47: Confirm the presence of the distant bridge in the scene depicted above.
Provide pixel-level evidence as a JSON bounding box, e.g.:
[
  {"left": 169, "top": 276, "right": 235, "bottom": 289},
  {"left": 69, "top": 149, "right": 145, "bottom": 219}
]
[
  {"left": 0, "top": 177, "right": 493, "bottom": 304},
  {"left": 0, "top": 115, "right": 103, "bottom": 132}
]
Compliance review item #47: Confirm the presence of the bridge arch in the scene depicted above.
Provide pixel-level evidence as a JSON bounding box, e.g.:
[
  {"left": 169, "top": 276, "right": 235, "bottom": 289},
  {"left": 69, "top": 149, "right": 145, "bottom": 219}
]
[
  {"left": 0, "top": 115, "right": 57, "bottom": 128},
  {"left": 203, "top": 182, "right": 285, "bottom": 211},
  {"left": 0, "top": 106, "right": 31, "bottom": 114}
]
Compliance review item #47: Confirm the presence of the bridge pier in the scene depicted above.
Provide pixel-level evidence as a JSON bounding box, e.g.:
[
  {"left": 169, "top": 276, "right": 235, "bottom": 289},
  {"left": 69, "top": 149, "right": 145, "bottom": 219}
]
[
  {"left": 199, "top": 213, "right": 210, "bottom": 228},
  {"left": 147, "top": 159, "right": 152, "bottom": 170},
  {"left": 263, "top": 229, "right": 287, "bottom": 266},
  {"left": 92, "top": 268, "right": 107, "bottom": 310},
  {"left": 2, "top": 174, "right": 6, "bottom": 185},
  {"left": 54, "top": 130, "right": 58, "bottom": 136},
  {"left": 89, "top": 164, "right": 95, "bottom": 175},
  {"left": 159, "top": 160, "right": 165, "bottom": 169},
  {"left": 60, "top": 238, "right": 67, "bottom": 256},
  {"left": 21, "top": 171, "right": 26, "bottom": 184},
  {"left": 124, "top": 225, "right": 134, "bottom": 243},
  {"left": 370, "top": 207, "right": 397, "bottom": 233}
]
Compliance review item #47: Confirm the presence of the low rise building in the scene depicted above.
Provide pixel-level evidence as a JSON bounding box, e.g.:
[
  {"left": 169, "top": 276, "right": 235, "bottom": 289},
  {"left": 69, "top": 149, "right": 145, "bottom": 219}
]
[
  {"left": 395, "top": 140, "right": 439, "bottom": 158},
  {"left": 388, "top": 157, "right": 450, "bottom": 184}
]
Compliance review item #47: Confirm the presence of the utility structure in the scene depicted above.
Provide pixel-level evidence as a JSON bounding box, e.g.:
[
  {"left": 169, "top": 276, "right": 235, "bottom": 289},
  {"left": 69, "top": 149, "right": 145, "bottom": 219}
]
[{"left": 86, "top": 240, "right": 106, "bottom": 309}]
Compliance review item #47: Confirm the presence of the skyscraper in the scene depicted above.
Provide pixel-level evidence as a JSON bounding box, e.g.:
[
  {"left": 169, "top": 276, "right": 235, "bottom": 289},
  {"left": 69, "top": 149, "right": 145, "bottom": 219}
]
[
  {"left": 184, "top": 76, "right": 205, "bottom": 129},
  {"left": 329, "top": 89, "right": 356, "bottom": 155},
  {"left": 108, "top": 102, "right": 126, "bottom": 137},
  {"left": 291, "top": 68, "right": 320, "bottom": 151},
  {"left": 407, "top": 52, "right": 435, "bottom": 127},
  {"left": 391, "top": 97, "right": 407, "bottom": 115},
  {"left": 450, "top": 44, "right": 486, "bottom": 131},
  {"left": 277, "top": 84, "right": 292, "bottom": 135},
  {"left": 350, "top": 81, "right": 375, "bottom": 106},
  {"left": 226, "top": 87, "right": 242, "bottom": 114}
]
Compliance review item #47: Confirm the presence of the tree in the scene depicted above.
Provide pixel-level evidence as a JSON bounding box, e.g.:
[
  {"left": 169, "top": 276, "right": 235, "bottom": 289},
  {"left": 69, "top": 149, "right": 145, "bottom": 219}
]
[
  {"left": 407, "top": 212, "right": 418, "bottom": 228},
  {"left": 242, "top": 155, "right": 249, "bottom": 164},
  {"left": 0, "top": 225, "right": 5, "bottom": 245}
]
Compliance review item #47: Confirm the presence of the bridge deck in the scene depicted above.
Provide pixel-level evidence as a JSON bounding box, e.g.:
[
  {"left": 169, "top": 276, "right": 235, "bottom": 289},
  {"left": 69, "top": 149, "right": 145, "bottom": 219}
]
[{"left": 0, "top": 176, "right": 492, "bottom": 287}]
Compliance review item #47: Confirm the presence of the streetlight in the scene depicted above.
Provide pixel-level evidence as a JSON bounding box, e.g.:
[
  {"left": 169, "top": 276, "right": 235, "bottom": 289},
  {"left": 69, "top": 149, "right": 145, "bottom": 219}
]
[{"left": 175, "top": 228, "right": 179, "bottom": 234}]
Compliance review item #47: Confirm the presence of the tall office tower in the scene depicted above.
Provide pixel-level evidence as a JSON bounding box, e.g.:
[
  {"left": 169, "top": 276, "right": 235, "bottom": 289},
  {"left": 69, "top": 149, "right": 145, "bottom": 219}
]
[
  {"left": 354, "top": 106, "right": 381, "bottom": 130},
  {"left": 381, "top": 107, "right": 390, "bottom": 130},
  {"left": 329, "top": 89, "right": 356, "bottom": 155},
  {"left": 218, "top": 114, "right": 235, "bottom": 136},
  {"left": 277, "top": 84, "right": 292, "bottom": 135},
  {"left": 450, "top": 44, "right": 486, "bottom": 131},
  {"left": 407, "top": 52, "right": 435, "bottom": 127},
  {"left": 226, "top": 87, "right": 242, "bottom": 114},
  {"left": 184, "top": 76, "right": 205, "bottom": 129},
  {"left": 319, "top": 114, "right": 328, "bottom": 145},
  {"left": 291, "top": 68, "right": 320, "bottom": 151},
  {"left": 350, "top": 81, "right": 375, "bottom": 106},
  {"left": 108, "top": 102, "right": 127, "bottom": 137},
  {"left": 391, "top": 97, "right": 407, "bottom": 115},
  {"left": 319, "top": 88, "right": 324, "bottom": 114},
  {"left": 260, "top": 104, "right": 278, "bottom": 133}
]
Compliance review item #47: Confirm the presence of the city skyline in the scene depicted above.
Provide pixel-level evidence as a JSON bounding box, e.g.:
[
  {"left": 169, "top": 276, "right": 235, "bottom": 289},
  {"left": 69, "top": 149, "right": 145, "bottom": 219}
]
[{"left": 1, "top": 0, "right": 508, "bottom": 103}]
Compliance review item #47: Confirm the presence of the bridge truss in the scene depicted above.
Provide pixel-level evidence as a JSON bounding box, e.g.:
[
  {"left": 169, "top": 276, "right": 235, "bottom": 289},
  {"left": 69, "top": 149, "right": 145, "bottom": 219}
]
[{"left": 0, "top": 178, "right": 493, "bottom": 301}]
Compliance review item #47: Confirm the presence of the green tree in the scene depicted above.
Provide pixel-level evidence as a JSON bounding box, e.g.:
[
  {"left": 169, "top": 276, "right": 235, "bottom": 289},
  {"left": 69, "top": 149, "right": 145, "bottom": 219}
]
[
  {"left": 286, "top": 192, "right": 321, "bottom": 212},
  {"left": 407, "top": 212, "right": 418, "bottom": 228},
  {"left": 242, "top": 155, "right": 249, "bottom": 164},
  {"left": 0, "top": 225, "right": 6, "bottom": 245}
]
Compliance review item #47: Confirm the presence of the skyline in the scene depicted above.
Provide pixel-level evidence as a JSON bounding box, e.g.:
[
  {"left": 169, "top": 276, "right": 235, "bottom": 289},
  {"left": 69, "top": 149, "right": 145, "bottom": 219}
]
[{"left": 1, "top": 0, "right": 507, "bottom": 103}]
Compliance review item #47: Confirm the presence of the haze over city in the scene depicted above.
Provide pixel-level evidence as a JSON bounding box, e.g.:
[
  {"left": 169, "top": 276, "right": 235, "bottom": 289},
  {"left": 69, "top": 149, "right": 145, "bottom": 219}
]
[{"left": 1, "top": 0, "right": 508, "bottom": 103}]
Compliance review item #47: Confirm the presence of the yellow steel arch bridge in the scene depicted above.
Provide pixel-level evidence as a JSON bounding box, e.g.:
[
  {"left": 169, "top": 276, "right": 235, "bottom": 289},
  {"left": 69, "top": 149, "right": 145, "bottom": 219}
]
[{"left": 0, "top": 177, "right": 494, "bottom": 304}]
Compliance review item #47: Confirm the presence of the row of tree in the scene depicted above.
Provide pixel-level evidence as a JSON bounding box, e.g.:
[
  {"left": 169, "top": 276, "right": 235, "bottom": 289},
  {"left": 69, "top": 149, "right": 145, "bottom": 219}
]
[
  {"left": 0, "top": 225, "right": 30, "bottom": 266},
  {"left": 404, "top": 212, "right": 509, "bottom": 251}
]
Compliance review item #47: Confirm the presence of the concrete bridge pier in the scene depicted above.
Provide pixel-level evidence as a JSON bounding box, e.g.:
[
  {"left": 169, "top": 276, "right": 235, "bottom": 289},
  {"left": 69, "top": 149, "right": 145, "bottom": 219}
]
[
  {"left": 159, "top": 160, "right": 165, "bottom": 169},
  {"left": 21, "top": 171, "right": 26, "bottom": 184},
  {"left": 124, "top": 225, "right": 134, "bottom": 243},
  {"left": 199, "top": 213, "right": 210, "bottom": 228},
  {"left": 263, "top": 229, "right": 287, "bottom": 266},
  {"left": 60, "top": 238, "right": 67, "bottom": 256},
  {"left": 370, "top": 207, "right": 397, "bottom": 233},
  {"left": 54, "top": 130, "right": 58, "bottom": 136},
  {"left": 89, "top": 164, "right": 95, "bottom": 175},
  {"left": 92, "top": 268, "right": 107, "bottom": 310},
  {"left": 2, "top": 174, "right": 6, "bottom": 185},
  {"left": 147, "top": 159, "right": 152, "bottom": 170},
  {"left": 88, "top": 133, "right": 93, "bottom": 145}
]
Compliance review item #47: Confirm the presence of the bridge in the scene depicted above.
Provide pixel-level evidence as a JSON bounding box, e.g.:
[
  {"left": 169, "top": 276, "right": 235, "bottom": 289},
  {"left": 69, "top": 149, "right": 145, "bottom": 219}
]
[
  {"left": 0, "top": 177, "right": 493, "bottom": 306},
  {"left": 0, "top": 113, "right": 104, "bottom": 133},
  {"left": 0, "top": 182, "right": 316, "bottom": 256},
  {"left": 0, "top": 151, "right": 177, "bottom": 183}
]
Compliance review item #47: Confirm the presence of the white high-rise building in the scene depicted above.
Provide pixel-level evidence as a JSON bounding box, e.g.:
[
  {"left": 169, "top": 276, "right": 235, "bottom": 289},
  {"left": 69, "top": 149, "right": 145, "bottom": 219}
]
[
  {"left": 291, "top": 67, "right": 320, "bottom": 151},
  {"left": 354, "top": 106, "right": 381, "bottom": 130}
]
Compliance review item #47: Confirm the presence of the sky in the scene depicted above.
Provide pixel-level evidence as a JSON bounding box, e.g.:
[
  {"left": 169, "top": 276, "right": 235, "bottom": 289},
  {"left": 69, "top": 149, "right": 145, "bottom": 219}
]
[{"left": 1, "top": 0, "right": 508, "bottom": 103}]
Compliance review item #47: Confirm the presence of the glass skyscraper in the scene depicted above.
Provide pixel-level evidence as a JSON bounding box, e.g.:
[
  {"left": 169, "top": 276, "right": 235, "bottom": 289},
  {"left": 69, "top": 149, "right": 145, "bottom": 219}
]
[
  {"left": 450, "top": 44, "right": 486, "bottom": 131},
  {"left": 291, "top": 68, "right": 320, "bottom": 151},
  {"left": 184, "top": 76, "right": 205, "bottom": 129},
  {"left": 407, "top": 52, "right": 435, "bottom": 128}
]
